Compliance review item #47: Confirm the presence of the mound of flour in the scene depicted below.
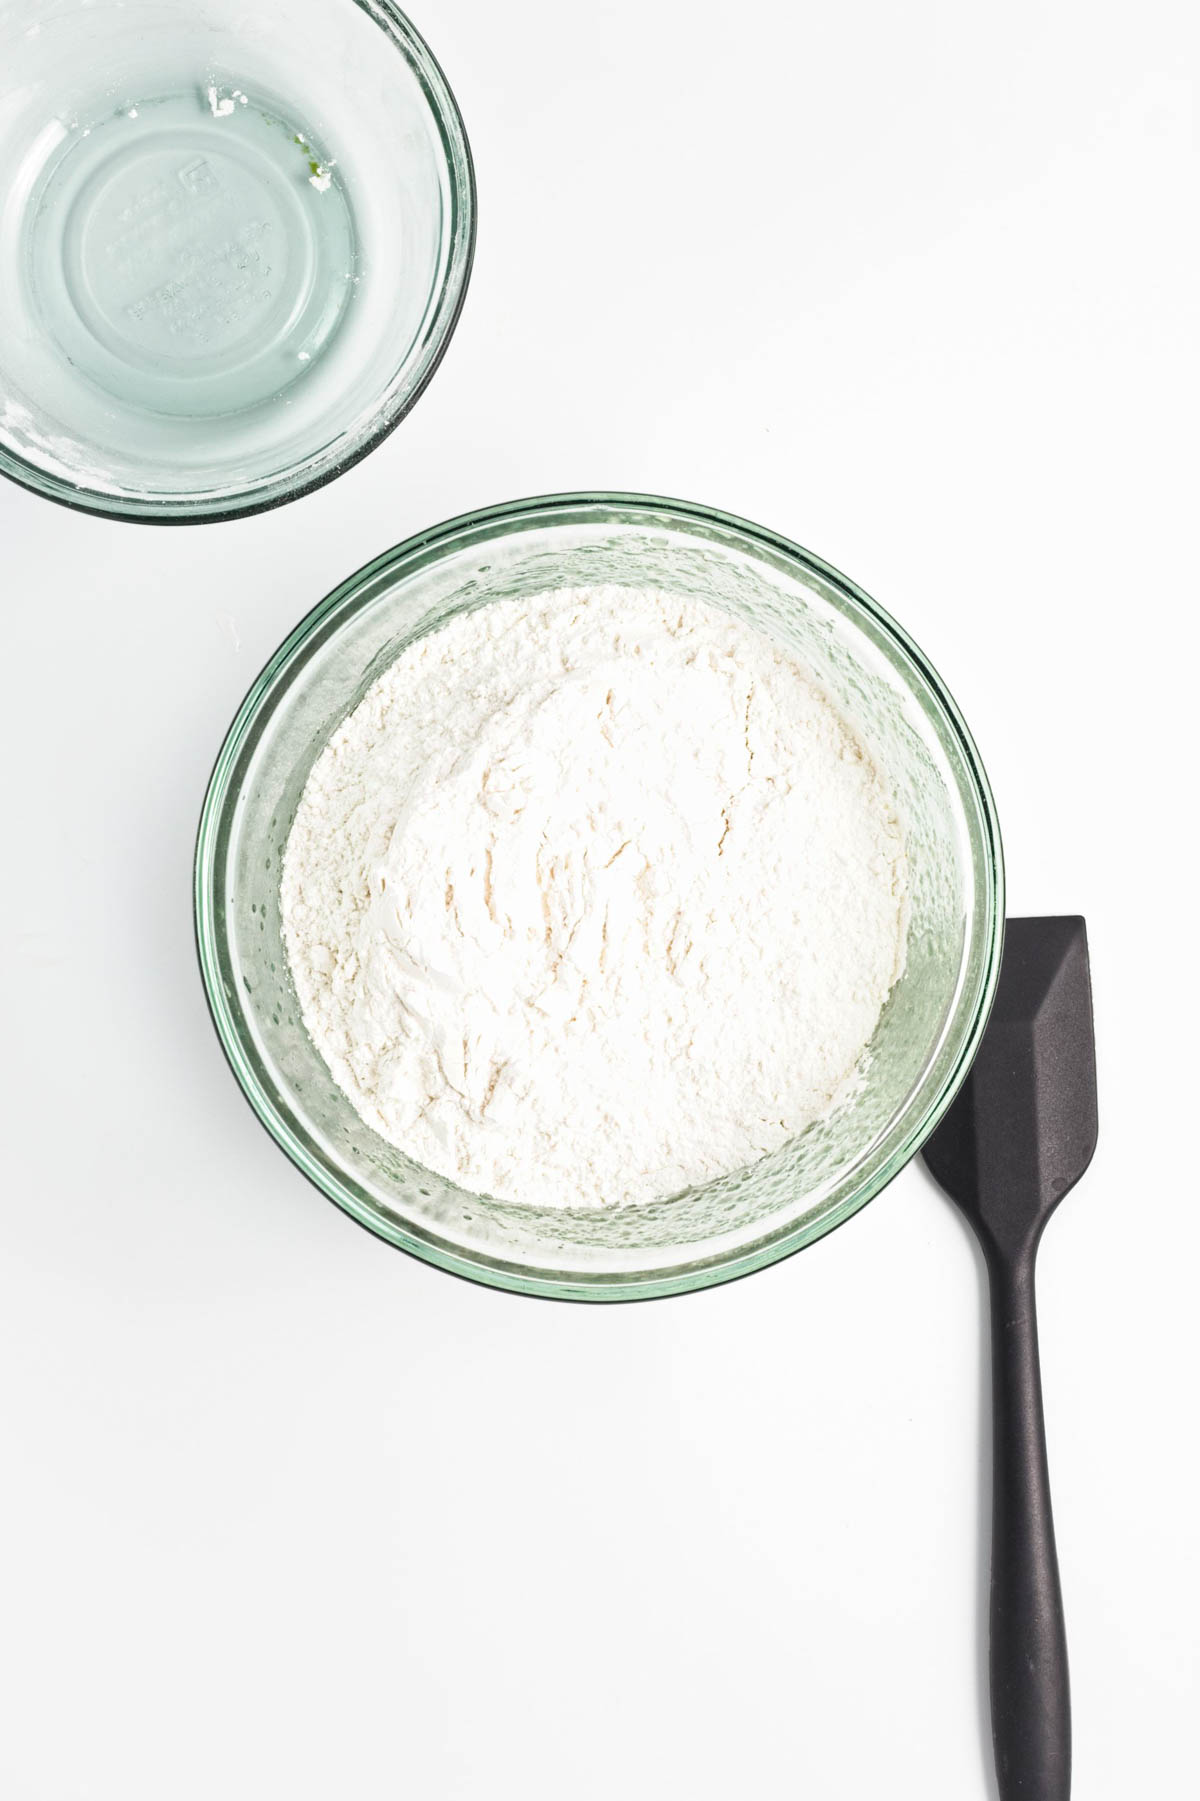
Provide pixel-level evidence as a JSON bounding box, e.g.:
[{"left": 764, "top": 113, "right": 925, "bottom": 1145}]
[{"left": 281, "top": 586, "right": 908, "bottom": 1208}]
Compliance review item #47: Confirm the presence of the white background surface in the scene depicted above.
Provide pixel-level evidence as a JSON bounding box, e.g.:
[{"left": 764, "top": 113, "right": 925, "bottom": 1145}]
[{"left": 2, "top": 3, "right": 1197, "bottom": 1796}]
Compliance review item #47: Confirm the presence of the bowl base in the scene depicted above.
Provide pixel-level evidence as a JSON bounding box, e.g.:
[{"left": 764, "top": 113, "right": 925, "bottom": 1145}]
[{"left": 24, "top": 85, "right": 357, "bottom": 420}]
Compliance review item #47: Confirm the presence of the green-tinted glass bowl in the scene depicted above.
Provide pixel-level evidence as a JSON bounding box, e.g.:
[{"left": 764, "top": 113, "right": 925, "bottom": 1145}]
[
  {"left": 195, "top": 494, "right": 1004, "bottom": 1299},
  {"left": 0, "top": 0, "right": 474, "bottom": 522}
]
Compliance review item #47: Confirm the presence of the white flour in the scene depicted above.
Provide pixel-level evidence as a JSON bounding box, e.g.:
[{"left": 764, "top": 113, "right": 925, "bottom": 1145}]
[{"left": 281, "top": 586, "right": 909, "bottom": 1208}]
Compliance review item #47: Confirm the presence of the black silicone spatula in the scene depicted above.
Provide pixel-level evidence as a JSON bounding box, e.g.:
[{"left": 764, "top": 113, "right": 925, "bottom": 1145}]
[{"left": 922, "top": 916, "right": 1098, "bottom": 1801}]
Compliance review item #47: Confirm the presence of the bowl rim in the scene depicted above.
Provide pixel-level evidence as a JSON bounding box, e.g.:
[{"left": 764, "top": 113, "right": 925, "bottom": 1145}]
[
  {"left": 194, "top": 490, "right": 1006, "bottom": 1300},
  {"left": 0, "top": 0, "right": 477, "bottom": 525}
]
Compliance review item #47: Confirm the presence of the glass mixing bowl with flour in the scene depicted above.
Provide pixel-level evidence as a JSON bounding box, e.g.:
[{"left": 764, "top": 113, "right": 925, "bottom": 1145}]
[
  {"left": 195, "top": 494, "right": 1004, "bottom": 1299},
  {"left": 0, "top": 0, "right": 474, "bottom": 520}
]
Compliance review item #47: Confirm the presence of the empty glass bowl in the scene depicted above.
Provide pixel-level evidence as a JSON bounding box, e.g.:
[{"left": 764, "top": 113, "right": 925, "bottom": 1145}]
[
  {"left": 195, "top": 494, "right": 1005, "bottom": 1299},
  {"left": 0, "top": 0, "right": 474, "bottom": 520}
]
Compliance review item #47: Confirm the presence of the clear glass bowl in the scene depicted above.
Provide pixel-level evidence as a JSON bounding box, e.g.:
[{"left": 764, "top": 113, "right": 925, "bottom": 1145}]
[
  {"left": 195, "top": 494, "right": 1005, "bottom": 1299},
  {"left": 0, "top": 0, "right": 474, "bottom": 521}
]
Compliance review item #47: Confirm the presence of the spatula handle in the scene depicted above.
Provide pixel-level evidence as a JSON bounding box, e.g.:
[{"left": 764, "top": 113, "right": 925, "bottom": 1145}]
[{"left": 987, "top": 1247, "right": 1071, "bottom": 1801}]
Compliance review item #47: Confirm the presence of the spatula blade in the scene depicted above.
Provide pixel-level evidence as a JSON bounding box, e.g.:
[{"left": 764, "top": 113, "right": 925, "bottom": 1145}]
[{"left": 923, "top": 916, "right": 1098, "bottom": 1255}]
